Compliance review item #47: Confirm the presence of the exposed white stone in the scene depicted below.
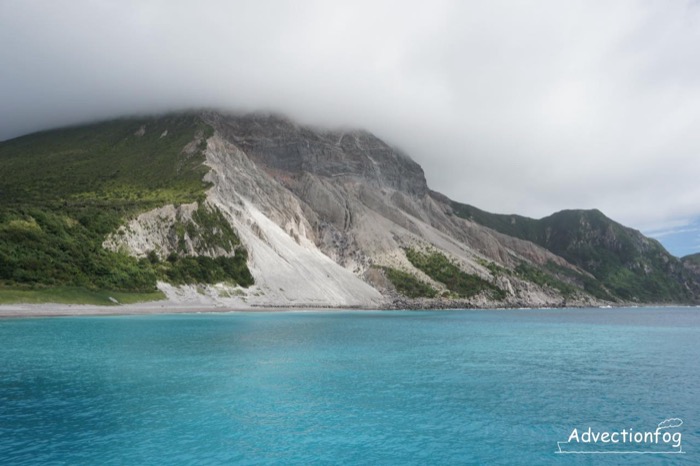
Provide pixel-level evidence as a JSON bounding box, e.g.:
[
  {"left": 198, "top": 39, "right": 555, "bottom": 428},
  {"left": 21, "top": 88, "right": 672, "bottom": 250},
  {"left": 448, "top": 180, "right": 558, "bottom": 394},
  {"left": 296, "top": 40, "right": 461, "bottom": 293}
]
[{"left": 103, "top": 123, "right": 602, "bottom": 309}]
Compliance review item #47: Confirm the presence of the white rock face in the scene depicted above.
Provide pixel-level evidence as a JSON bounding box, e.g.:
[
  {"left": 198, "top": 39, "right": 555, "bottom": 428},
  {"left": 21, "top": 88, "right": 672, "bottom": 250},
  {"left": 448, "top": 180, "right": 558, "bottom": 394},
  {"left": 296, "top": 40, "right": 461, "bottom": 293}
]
[
  {"left": 199, "top": 129, "right": 591, "bottom": 308},
  {"left": 103, "top": 203, "right": 198, "bottom": 258},
  {"left": 104, "top": 114, "right": 602, "bottom": 309},
  {"left": 204, "top": 135, "right": 384, "bottom": 307}
]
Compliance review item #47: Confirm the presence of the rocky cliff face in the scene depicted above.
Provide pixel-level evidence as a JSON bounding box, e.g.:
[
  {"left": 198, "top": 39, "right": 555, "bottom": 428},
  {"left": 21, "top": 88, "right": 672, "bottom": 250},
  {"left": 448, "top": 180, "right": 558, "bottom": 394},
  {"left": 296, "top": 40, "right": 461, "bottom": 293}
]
[
  {"left": 205, "top": 112, "right": 428, "bottom": 197},
  {"left": 101, "top": 111, "right": 697, "bottom": 307},
  {"left": 198, "top": 113, "right": 603, "bottom": 307}
]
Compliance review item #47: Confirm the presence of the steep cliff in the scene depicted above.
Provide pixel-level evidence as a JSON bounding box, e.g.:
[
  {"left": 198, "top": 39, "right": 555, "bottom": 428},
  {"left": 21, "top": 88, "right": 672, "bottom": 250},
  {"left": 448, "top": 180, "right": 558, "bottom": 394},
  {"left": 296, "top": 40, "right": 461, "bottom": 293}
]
[
  {"left": 1, "top": 110, "right": 696, "bottom": 307},
  {"left": 194, "top": 112, "right": 610, "bottom": 308}
]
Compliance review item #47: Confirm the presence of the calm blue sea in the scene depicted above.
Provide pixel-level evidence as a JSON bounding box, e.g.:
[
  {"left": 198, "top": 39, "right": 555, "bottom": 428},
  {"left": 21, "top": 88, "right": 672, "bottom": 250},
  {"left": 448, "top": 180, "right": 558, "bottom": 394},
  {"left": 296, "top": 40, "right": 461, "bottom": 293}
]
[{"left": 1, "top": 307, "right": 699, "bottom": 465}]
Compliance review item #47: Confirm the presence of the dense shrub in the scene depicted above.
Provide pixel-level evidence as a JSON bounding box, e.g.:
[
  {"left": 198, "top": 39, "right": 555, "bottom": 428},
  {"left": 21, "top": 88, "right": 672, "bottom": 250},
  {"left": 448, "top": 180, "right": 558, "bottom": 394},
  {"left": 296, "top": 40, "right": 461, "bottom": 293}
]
[
  {"left": 382, "top": 267, "right": 437, "bottom": 298},
  {"left": 405, "top": 248, "right": 505, "bottom": 299},
  {"left": 0, "top": 114, "right": 253, "bottom": 293}
]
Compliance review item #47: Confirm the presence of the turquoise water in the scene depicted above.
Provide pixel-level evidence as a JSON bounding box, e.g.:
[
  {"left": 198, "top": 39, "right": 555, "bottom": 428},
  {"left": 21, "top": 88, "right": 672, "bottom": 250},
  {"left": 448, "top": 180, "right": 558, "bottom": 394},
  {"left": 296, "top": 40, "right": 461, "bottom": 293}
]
[{"left": 0, "top": 307, "right": 698, "bottom": 465}]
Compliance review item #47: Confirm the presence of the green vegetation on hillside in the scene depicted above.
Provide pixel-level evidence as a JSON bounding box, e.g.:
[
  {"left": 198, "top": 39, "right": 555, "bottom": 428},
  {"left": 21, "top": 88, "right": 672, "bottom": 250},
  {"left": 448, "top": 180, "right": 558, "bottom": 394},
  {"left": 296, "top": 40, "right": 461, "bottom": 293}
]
[
  {"left": 0, "top": 207, "right": 158, "bottom": 291},
  {"left": 682, "top": 253, "right": 700, "bottom": 267},
  {"left": 451, "top": 203, "right": 540, "bottom": 240},
  {"left": 405, "top": 248, "right": 505, "bottom": 299},
  {"left": 0, "top": 115, "right": 253, "bottom": 299},
  {"left": 381, "top": 266, "right": 437, "bottom": 298},
  {"left": 451, "top": 201, "right": 696, "bottom": 303},
  {"left": 0, "top": 116, "right": 212, "bottom": 209},
  {"left": 514, "top": 262, "right": 575, "bottom": 298},
  {"left": 169, "top": 202, "right": 242, "bottom": 255},
  {"left": 160, "top": 254, "right": 253, "bottom": 287},
  {"left": 0, "top": 287, "right": 165, "bottom": 306}
]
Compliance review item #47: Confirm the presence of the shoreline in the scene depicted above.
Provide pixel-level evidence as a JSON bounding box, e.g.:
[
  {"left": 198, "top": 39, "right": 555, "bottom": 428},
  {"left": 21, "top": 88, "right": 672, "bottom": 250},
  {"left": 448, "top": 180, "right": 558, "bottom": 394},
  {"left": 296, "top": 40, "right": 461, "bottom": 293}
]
[
  {"left": 0, "top": 301, "right": 274, "bottom": 318},
  {"left": 0, "top": 300, "right": 390, "bottom": 318},
  {"left": 0, "top": 300, "right": 695, "bottom": 319}
]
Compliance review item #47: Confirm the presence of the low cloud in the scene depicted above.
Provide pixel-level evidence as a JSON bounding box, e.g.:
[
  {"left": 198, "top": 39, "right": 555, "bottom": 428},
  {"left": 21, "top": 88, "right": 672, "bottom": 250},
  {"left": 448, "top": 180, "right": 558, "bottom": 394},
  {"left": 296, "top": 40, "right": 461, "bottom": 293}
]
[{"left": 2, "top": 1, "right": 700, "bottom": 252}]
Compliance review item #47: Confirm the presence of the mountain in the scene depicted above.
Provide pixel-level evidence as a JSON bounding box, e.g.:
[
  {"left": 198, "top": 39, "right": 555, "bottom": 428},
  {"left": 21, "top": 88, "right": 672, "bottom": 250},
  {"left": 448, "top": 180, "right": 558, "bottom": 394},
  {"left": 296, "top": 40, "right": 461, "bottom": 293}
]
[
  {"left": 1, "top": 111, "right": 697, "bottom": 308},
  {"left": 0, "top": 115, "right": 252, "bottom": 304},
  {"left": 681, "top": 253, "right": 700, "bottom": 285},
  {"left": 451, "top": 203, "right": 699, "bottom": 302},
  {"left": 682, "top": 253, "right": 700, "bottom": 268}
]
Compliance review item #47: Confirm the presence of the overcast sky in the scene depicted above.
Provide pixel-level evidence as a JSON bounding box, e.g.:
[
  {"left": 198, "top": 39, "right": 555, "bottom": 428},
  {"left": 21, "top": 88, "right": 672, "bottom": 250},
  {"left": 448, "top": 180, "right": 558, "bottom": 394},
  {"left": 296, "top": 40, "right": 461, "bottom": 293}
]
[{"left": 2, "top": 0, "right": 700, "bottom": 255}]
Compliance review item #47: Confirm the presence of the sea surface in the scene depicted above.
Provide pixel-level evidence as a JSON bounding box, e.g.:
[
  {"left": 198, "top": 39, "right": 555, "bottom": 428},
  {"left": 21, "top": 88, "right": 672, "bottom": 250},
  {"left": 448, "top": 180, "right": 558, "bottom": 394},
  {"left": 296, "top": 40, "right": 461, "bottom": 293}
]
[{"left": 0, "top": 307, "right": 698, "bottom": 465}]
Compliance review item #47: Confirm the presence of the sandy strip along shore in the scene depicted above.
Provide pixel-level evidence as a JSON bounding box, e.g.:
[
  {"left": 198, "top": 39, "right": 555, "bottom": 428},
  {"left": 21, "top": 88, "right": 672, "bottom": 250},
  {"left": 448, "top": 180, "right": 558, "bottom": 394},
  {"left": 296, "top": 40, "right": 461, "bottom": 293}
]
[{"left": 0, "top": 301, "right": 389, "bottom": 318}]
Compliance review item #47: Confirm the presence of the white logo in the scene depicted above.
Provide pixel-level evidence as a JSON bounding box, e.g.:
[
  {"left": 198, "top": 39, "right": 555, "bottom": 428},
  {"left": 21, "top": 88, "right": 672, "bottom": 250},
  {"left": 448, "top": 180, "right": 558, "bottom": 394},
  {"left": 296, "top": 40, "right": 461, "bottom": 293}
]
[{"left": 556, "top": 418, "right": 684, "bottom": 455}]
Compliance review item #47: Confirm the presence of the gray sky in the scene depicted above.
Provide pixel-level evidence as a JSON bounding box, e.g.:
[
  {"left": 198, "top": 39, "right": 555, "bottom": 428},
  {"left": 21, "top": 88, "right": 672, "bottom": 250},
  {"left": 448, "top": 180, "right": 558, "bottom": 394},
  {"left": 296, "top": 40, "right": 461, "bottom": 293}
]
[{"left": 2, "top": 0, "right": 700, "bottom": 255}]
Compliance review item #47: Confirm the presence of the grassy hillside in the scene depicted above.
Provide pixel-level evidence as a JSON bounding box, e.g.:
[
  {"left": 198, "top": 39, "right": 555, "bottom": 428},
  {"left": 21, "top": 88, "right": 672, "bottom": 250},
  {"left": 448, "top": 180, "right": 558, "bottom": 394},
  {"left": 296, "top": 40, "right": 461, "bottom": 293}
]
[
  {"left": 405, "top": 248, "right": 505, "bottom": 300},
  {"left": 380, "top": 266, "right": 437, "bottom": 298},
  {"left": 450, "top": 202, "right": 541, "bottom": 240},
  {"left": 0, "top": 114, "right": 253, "bottom": 299},
  {"left": 682, "top": 253, "right": 700, "bottom": 267},
  {"left": 681, "top": 253, "right": 700, "bottom": 284},
  {"left": 0, "top": 116, "right": 211, "bottom": 208},
  {"left": 451, "top": 201, "right": 696, "bottom": 303}
]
